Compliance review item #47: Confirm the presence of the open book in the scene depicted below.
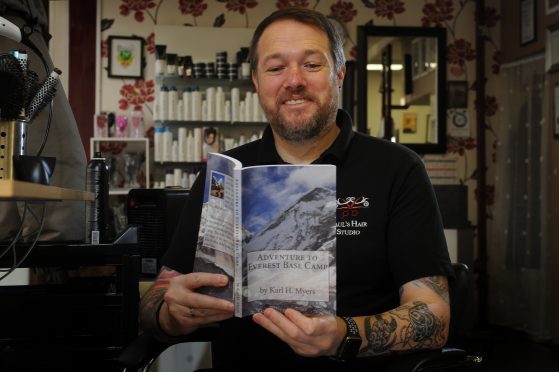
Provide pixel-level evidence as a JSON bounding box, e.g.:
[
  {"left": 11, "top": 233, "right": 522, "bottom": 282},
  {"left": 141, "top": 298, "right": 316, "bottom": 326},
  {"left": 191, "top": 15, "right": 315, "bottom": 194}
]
[{"left": 193, "top": 152, "right": 336, "bottom": 317}]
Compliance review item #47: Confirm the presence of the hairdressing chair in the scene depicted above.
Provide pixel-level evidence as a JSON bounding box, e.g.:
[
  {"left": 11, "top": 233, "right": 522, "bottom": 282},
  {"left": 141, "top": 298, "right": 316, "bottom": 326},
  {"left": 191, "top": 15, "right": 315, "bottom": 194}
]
[{"left": 119, "top": 263, "right": 482, "bottom": 372}]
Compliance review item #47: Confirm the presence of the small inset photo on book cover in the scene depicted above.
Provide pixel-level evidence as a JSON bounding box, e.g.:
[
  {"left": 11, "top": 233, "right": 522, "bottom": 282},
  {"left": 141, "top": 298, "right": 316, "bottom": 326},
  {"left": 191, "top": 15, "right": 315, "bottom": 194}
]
[
  {"left": 202, "top": 126, "right": 220, "bottom": 162},
  {"left": 210, "top": 171, "right": 225, "bottom": 199}
]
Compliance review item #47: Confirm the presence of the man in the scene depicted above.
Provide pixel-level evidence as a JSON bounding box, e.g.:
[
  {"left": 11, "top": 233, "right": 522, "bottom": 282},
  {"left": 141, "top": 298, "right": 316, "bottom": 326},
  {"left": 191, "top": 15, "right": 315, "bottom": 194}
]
[{"left": 140, "top": 8, "right": 453, "bottom": 371}]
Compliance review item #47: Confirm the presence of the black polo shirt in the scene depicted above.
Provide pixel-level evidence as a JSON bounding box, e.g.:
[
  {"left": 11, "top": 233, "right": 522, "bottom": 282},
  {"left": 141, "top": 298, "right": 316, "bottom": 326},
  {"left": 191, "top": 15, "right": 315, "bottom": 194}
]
[{"left": 162, "top": 109, "right": 453, "bottom": 371}]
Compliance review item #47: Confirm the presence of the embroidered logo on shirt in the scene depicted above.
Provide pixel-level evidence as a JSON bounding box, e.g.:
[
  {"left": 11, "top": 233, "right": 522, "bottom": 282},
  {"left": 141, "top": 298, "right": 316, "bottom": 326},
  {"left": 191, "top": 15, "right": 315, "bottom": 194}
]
[
  {"left": 336, "top": 196, "right": 370, "bottom": 236},
  {"left": 336, "top": 196, "right": 369, "bottom": 218}
]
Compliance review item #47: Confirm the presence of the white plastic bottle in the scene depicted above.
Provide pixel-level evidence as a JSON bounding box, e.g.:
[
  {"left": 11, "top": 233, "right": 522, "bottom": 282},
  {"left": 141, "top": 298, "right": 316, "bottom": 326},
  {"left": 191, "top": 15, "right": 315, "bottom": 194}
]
[
  {"left": 231, "top": 87, "right": 240, "bottom": 122},
  {"left": 154, "top": 127, "right": 164, "bottom": 162},
  {"left": 182, "top": 88, "right": 191, "bottom": 121},
  {"left": 159, "top": 85, "right": 169, "bottom": 121},
  {"left": 206, "top": 87, "right": 216, "bottom": 121},
  {"left": 192, "top": 88, "right": 202, "bottom": 121},
  {"left": 168, "top": 86, "right": 178, "bottom": 120}
]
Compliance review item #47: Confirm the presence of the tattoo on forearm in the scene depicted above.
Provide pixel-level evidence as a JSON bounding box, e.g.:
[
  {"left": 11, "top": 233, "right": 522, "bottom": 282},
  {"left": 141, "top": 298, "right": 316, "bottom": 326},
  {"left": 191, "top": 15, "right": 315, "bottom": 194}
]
[
  {"left": 363, "top": 314, "right": 397, "bottom": 354},
  {"left": 138, "top": 286, "right": 166, "bottom": 333},
  {"left": 414, "top": 276, "right": 450, "bottom": 303},
  {"left": 361, "top": 301, "right": 446, "bottom": 356},
  {"left": 400, "top": 301, "right": 445, "bottom": 348},
  {"left": 139, "top": 266, "right": 180, "bottom": 334}
]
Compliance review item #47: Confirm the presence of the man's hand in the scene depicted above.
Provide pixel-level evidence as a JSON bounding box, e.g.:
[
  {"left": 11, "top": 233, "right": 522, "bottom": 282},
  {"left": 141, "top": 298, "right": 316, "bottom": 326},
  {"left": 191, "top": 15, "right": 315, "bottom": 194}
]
[
  {"left": 252, "top": 308, "right": 345, "bottom": 357},
  {"left": 159, "top": 272, "right": 235, "bottom": 336},
  {"left": 139, "top": 267, "right": 235, "bottom": 340}
]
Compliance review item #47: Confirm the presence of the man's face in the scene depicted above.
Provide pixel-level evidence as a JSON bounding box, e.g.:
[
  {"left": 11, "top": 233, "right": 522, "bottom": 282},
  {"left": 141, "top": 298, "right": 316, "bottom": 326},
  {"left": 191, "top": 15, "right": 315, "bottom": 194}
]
[{"left": 252, "top": 19, "right": 345, "bottom": 142}]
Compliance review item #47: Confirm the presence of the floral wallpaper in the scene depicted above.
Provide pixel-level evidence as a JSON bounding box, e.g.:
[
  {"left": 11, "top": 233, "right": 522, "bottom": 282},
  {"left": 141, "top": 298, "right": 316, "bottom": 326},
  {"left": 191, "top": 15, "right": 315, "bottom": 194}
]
[{"left": 99, "top": 0, "right": 502, "bottom": 227}]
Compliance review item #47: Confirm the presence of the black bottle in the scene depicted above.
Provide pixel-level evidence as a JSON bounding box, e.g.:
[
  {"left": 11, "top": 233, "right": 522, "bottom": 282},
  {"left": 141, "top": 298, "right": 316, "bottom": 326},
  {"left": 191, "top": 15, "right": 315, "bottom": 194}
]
[{"left": 85, "top": 151, "right": 109, "bottom": 244}]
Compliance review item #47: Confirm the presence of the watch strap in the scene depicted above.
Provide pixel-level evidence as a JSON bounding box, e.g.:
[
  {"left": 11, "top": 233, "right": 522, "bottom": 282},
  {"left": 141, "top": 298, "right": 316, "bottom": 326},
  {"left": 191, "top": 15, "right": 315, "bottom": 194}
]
[
  {"left": 333, "top": 316, "right": 362, "bottom": 361},
  {"left": 341, "top": 316, "right": 359, "bottom": 338}
]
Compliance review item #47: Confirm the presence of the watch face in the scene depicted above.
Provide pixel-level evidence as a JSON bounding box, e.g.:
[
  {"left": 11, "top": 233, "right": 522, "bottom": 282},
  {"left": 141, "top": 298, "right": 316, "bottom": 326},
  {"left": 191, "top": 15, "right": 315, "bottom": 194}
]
[
  {"left": 338, "top": 335, "right": 362, "bottom": 360},
  {"left": 336, "top": 316, "right": 361, "bottom": 361}
]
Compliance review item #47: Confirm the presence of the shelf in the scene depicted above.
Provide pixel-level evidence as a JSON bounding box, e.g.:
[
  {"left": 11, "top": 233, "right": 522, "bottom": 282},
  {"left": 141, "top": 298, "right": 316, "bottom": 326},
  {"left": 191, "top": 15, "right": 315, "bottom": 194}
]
[
  {"left": 109, "top": 188, "right": 133, "bottom": 196},
  {"left": 155, "top": 120, "right": 267, "bottom": 126},
  {"left": 155, "top": 76, "right": 253, "bottom": 88},
  {"left": 90, "top": 138, "right": 150, "bottom": 196},
  {"left": 0, "top": 180, "right": 94, "bottom": 201},
  {"left": 91, "top": 137, "right": 148, "bottom": 142},
  {"left": 154, "top": 161, "right": 206, "bottom": 167},
  {"left": 0, "top": 241, "right": 139, "bottom": 268}
]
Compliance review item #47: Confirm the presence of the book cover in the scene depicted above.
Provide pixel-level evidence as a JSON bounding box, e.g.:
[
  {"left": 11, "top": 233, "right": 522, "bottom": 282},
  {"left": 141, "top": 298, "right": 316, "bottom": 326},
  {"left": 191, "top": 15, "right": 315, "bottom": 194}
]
[{"left": 193, "top": 152, "right": 336, "bottom": 317}]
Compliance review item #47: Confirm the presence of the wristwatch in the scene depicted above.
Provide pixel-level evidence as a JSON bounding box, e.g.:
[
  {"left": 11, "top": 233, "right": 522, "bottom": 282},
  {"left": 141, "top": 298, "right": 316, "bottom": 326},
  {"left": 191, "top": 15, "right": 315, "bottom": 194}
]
[{"left": 334, "top": 316, "right": 362, "bottom": 362}]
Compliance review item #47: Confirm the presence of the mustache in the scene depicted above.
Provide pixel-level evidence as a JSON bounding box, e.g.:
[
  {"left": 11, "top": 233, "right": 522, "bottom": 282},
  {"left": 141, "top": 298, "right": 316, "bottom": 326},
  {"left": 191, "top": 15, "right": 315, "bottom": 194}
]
[{"left": 277, "top": 88, "right": 316, "bottom": 104}]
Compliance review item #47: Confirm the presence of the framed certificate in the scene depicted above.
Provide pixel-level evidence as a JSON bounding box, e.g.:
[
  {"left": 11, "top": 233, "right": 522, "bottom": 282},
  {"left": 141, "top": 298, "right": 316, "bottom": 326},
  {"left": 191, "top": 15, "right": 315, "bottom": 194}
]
[{"left": 520, "top": 0, "right": 536, "bottom": 45}]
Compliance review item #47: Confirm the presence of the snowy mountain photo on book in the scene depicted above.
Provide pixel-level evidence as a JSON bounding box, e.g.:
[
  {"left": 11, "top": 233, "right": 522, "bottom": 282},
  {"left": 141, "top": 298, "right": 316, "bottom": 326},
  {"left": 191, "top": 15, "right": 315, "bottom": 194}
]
[{"left": 193, "top": 153, "right": 336, "bottom": 317}]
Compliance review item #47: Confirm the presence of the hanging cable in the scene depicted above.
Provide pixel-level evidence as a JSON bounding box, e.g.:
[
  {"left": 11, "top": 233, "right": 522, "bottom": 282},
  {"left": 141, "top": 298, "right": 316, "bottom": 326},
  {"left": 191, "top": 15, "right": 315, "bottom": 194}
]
[{"left": 0, "top": 202, "right": 46, "bottom": 281}]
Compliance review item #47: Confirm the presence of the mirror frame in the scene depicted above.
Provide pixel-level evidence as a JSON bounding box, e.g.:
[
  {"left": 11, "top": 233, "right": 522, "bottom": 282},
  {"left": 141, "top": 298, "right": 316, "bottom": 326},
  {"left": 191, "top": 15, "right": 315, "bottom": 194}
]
[{"left": 357, "top": 25, "right": 447, "bottom": 154}]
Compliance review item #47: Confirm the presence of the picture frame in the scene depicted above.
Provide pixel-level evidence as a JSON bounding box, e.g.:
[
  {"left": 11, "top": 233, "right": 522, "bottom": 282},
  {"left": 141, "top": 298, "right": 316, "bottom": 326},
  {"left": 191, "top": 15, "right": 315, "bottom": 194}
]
[
  {"left": 402, "top": 112, "right": 417, "bottom": 134},
  {"left": 546, "top": 25, "right": 559, "bottom": 72},
  {"left": 546, "top": 0, "right": 559, "bottom": 15},
  {"left": 447, "top": 81, "right": 469, "bottom": 109},
  {"left": 554, "top": 83, "right": 559, "bottom": 139},
  {"left": 520, "top": 0, "right": 536, "bottom": 45},
  {"left": 107, "top": 35, "right": 144, "bottom": 79}
]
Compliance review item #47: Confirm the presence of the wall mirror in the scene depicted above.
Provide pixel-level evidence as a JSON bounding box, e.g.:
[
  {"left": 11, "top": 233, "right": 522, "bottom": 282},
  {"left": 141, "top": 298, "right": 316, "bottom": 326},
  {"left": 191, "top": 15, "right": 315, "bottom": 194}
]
[{"left": 357, "top": 26, "right": 447, "bottom": 153}]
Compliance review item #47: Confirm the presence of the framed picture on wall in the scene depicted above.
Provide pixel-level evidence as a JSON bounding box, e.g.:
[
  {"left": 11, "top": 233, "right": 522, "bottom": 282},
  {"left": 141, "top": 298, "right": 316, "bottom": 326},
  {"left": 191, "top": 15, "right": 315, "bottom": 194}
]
[
  {"left": 447, "top": 81, "right": 469, "bottom": 109},
  {"left": 402, "top": 112, "right": 417, "bottom": 134},
  {"left": 546, "top": 0, "right": 559, "bottom": 15},
  {"left": 520, "top": 0, "right": 536, "bottom": 45},
  {"left": 554, "top": 84, "right": 559, "bottom": 139},
  {"left": 107, "top": 35, "right": 144, "bottom": 79},
  {"left": 546, "top": 25, "right": 559, "bottom": 71}
]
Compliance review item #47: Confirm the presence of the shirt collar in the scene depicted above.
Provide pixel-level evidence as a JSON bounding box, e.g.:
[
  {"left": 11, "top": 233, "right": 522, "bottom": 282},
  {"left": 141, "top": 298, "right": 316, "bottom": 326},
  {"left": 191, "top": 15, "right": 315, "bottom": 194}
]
[{"left": 256, "top": 109, "right": 355, "bottom": 165}]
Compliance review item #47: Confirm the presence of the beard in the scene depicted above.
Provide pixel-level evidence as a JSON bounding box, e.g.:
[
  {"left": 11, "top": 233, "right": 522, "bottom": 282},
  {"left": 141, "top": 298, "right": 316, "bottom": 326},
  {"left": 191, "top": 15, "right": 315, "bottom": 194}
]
[{"left": 261, "top": 85, "right": 339, "bottom": 143}]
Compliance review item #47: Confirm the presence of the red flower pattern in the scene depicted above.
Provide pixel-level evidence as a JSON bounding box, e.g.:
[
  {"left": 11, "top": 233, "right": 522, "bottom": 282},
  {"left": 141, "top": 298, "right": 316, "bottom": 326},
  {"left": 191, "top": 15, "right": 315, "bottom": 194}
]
[
  {"left": 330, "top": 0, "right": 357, "bottom": 23},
  {"left": 475, "top": 184, "right": 495, "bottom": 206},
  {"left": 146, "top": 32, "right": 155, "bottom": 54},
  {"left": 447, "top": 38, "right": 476, "bottom": 67},
  {"left": 373, "top": 0, "right": 405, "bottom": 21},
  {"left": 119, "top": 80, "right": 155, "bottom": 111},
  {"left": 179, "top": 0, "right": 208, "bottom": 17},
  {"left": 475, "top": 95, "right": 498, "bottom": 117},
  {"left": 101, "top": 38, "right": 108, "bottom": 58},
  {"left": 275, "top": 0, "right": 309, "bottom": 8},
  {"left": 491, "top": 140, "right": 497, "bottom": 163},
  {"left": 119, "top": 0, "right": 156, "bottom": 22},
  {"left": 450, "top": 65, "right": 465, "bottom": 77},
  {"left": 482, "top": 6, "right": 500, "bottom": 28},
  {"left": 421, "top": 0, "right": 454, "bottom": 27},
  {"left": 447, "top": 136, "right": 477, "bottom": 156},
  {"left": 225, "top": 0, "right": 258, "bottom": 15}
]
